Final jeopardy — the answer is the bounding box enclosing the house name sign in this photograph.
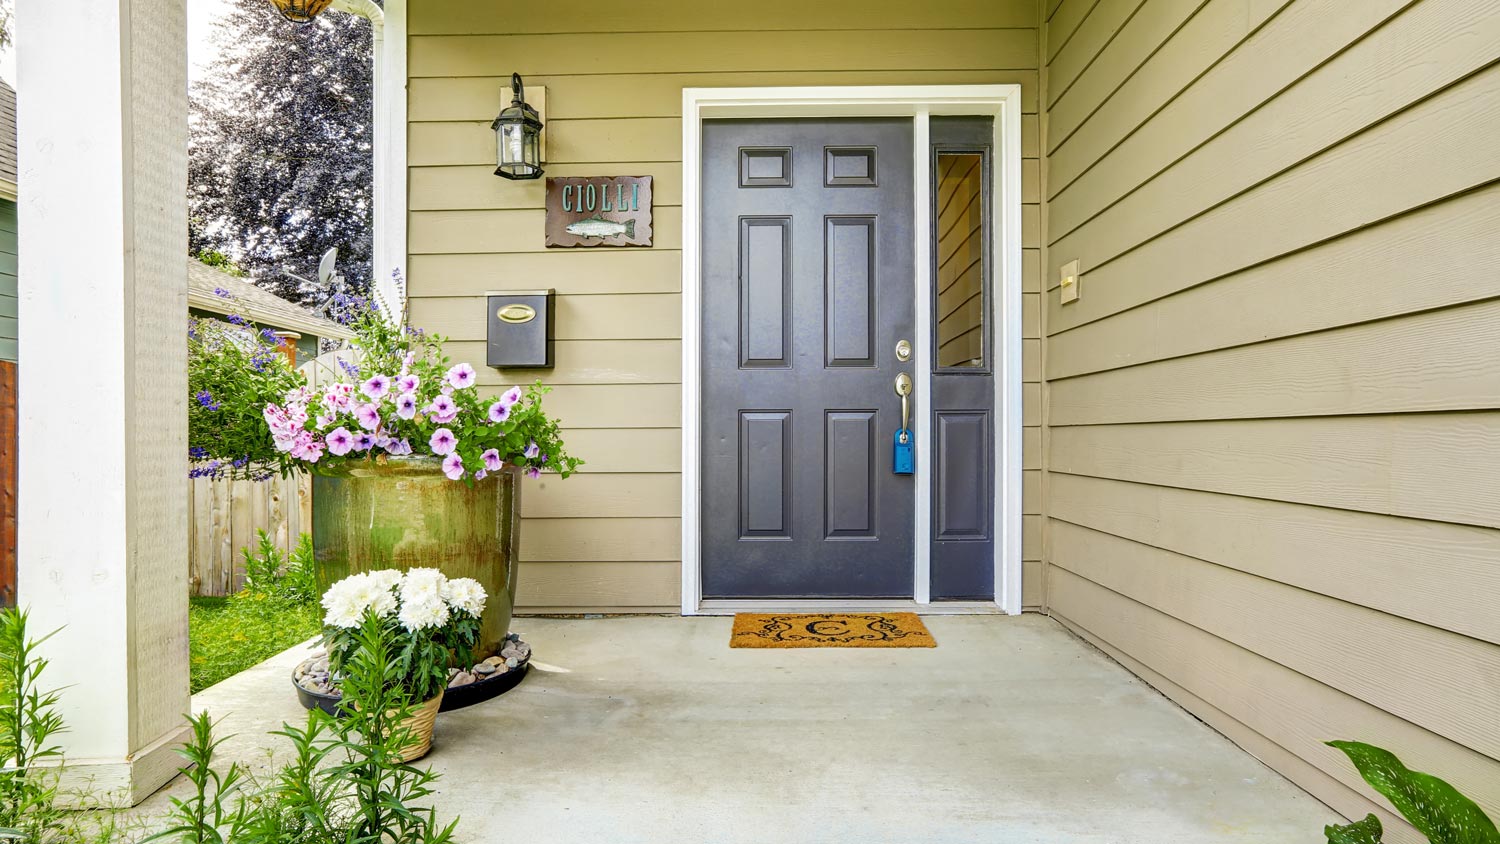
[544,175,653,248]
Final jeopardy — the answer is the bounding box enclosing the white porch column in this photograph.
[16,0,191,806]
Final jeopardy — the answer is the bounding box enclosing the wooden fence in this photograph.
[188,471,312,597]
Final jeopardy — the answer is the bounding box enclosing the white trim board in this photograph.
[680,85,1026,616]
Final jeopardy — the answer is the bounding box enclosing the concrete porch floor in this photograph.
[148,614,1338,842]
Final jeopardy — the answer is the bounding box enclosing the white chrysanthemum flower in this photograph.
[321,578,365,629]
[398,595,450,632]
[400,567,447,605]
[442,577,487,617]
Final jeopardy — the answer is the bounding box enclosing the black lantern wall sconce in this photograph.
[492,74,545,180]
[266,0,334,23]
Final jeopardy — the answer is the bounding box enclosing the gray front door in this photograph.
[701,118,915,599]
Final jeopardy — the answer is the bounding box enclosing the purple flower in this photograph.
[474,468,488,481]
[353,432,376,451]
[260,328,279,343]
[213,287,232,299]
[390,438,413,456]
[480,448,502,471]
[429,427,457,456]
[326,427,355,456]
[525,467,541,480]
[316,412,336,428]
[442,453,465,480]
[227,314,247,326]
[361,374,392,401]
[395,392,418,420]
[354,403,381,431]
[499,386,522,408]
[188,446,208,460]
[523,440,540,460]
[195,391,220,411]
[487,400,511,423]
[338,358,361,380]
[427,394,458,424]
[395,374,419,394]
[445,363,477,390]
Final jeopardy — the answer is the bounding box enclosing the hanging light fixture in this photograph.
[266,0,335,24]
[491,73,545,180]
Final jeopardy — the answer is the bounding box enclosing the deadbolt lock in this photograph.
[895,339,912,362]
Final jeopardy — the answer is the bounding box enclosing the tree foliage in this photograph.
[189,0,374,305]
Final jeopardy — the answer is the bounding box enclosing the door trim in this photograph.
[681,85,1026,615]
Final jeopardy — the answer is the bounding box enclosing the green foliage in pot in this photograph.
[1325,740,1500,844]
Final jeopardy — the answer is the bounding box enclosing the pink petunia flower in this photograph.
[385,438,412,456]
[315,413,336,428]
[325,427,355,456]
[499,386,523,408]
[445,363,477,390]
[395,392,419,420]
[442,452,465,480]
[395,374,419,395]
[429,427,457,456]
[353,433,376,451]
[427,394,458,424]
[481,448,503,471]
[523,440,540,460]
[354,403,381,431]
[474,468,488,481]
[361,374,392,401]
[525,467,541,479]
[487,400,511,423]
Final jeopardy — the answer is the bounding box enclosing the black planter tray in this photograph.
[292,658,530,717]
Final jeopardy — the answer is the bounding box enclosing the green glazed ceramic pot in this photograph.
[311,456,520,658]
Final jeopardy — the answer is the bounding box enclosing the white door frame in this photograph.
[680,85,1025,616]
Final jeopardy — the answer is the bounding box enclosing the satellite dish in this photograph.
[317,248,340,286]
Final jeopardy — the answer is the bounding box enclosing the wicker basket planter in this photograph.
[393,691,445,762]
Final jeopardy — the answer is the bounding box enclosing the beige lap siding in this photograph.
[407,1,1045,613]
[1039,0,1500,838]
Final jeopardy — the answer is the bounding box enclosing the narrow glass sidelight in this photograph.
[934,152,988,369]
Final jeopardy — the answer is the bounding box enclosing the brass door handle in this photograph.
[895,372,913,431]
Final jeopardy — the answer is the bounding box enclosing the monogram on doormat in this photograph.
[729,613,936,649]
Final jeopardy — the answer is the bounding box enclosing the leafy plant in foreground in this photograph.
[1325,740,1500,844]
[0,608,65,842]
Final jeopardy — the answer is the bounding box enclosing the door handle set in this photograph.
[893,371,914,474]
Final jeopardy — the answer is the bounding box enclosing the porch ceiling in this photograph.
[143,615,1336,841]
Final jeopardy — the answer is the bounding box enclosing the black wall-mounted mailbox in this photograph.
[486,289,555,368]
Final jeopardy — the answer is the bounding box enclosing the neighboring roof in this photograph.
[0,80,15,198]
[187,258,354,341]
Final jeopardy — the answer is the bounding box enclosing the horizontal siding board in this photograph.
[521,517,680,562]
[1049,0,1499,253]
[1042,0,1099,64]
[411,163,683,211]
[1050,573,1479,844]
[1021,559,1043,608]
[555,428,681,473]
[1049,414,1500,529]
[515,561,679,610]
[1046,0,1414,231]
[411,1,1042,34]
[1046,184,1500,379]
[1048,65,1500,333]
[448,340,682,385]
[411,117,683,167]
[409,70,1040,122]
[523,473,681,518]
[410,206,682,253]
[531,385,682,429]
[1044,0,1208,153]
[1049,473,1500,646]
[1049,299,1500,424]
[1050,522,1500,767]
[409,30,1039,78]
[409,294,681,341]
[1049,0,1292,183]
[1045,0,1146,107]
[0,294,13,319]
[409,250,682,296]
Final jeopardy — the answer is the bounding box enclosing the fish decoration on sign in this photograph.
[545,176,653,247]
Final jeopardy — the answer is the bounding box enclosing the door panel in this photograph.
[702,118,915,599]
[929,116,997,600]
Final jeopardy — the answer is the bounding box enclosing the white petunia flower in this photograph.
[442,577,487,617]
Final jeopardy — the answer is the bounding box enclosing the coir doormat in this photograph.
[730,613,936,649]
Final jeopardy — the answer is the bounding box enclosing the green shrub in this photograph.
[1326,740,1500,844]
[240,532,318,607]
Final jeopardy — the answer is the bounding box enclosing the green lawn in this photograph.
[189,594,322,693]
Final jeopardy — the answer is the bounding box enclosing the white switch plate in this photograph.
[1059,259,1080,305]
